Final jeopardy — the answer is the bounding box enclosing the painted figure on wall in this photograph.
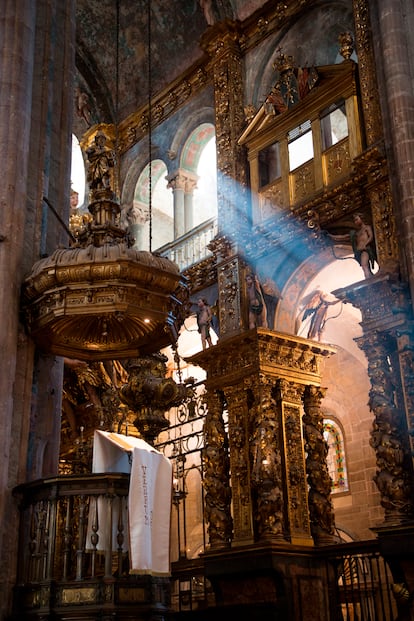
[300,289,341,341]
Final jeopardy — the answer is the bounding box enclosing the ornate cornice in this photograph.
[188,328,336,388]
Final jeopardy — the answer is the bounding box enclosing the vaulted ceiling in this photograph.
[74,0,266,129]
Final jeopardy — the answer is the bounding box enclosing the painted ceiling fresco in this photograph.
[75,0,265,125]
[76,0,252,122]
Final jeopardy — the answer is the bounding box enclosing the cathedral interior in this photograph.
[2,0,414,619]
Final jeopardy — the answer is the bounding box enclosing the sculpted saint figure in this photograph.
[86,131,115,191]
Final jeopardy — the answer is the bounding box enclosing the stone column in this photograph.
[376,0,414,305]
[125,200,149,249]
[167,169,199,238]
[183,173,198,232]
[167,170,186,239]
[0,1,76,615]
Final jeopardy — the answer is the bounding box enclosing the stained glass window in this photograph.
[323,418,349,493]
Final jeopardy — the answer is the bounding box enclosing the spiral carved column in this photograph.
[203,389,233,549]
[223,383,254,544]
[303,385,336,544]
[249,375,286,542]
[334,276,414,524]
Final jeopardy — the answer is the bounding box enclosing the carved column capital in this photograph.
[166,170,186,192]
[125,201,149,226]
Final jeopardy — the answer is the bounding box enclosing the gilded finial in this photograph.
[338,32,354,61]
[273,48,295,73]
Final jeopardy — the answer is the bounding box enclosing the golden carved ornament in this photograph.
[22,134,189,361]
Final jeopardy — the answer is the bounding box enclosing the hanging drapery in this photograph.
[92,430,172,575]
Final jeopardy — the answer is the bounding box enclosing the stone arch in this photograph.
[124,158,173,251]
[180,123,216,173]
[168,107,215,169]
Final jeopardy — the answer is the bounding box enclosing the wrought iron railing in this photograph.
[324,540,399,621]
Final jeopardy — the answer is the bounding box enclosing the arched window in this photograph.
[133,159,173,251]
[70,134,86,208]
[323,418,349,494]
[193,135,217,227]
[181,123,217,228]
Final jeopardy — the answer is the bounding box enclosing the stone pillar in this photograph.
[167,170,186,239]
[183,173,198,232]
[125,200,149,249]
[0,1,76,615]
[167,169,198,238]
[376,0,414,305]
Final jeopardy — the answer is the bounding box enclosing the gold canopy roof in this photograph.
[22,187,189,361]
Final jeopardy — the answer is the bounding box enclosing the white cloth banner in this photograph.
[91,430,172,576]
